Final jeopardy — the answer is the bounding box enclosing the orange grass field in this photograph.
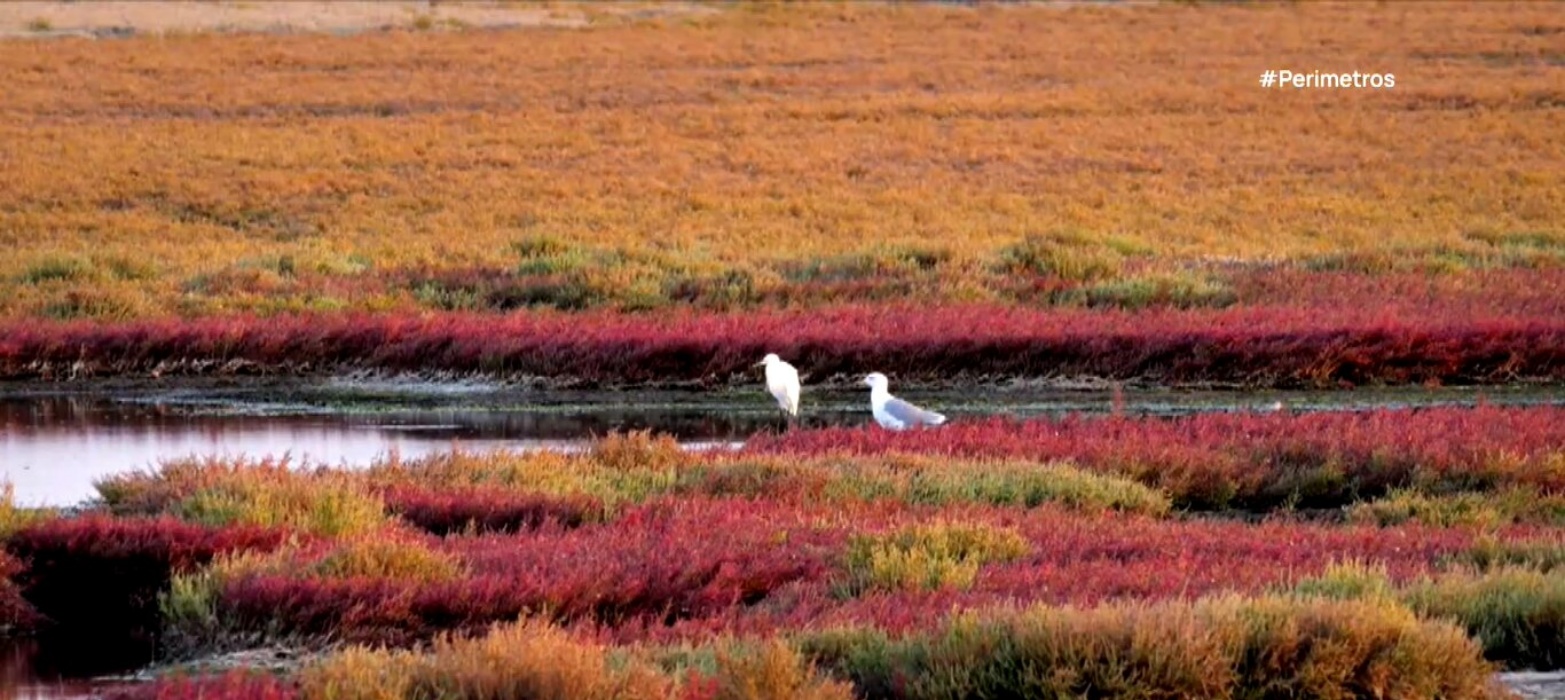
[0,1,1562,319]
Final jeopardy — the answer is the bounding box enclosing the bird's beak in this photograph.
[753,361,765,367]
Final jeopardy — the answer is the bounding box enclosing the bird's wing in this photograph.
[885,397,944,426]
[769,364,802,415]
[781,362,809,384]
[781,364,800,385]
[783,377,800,415]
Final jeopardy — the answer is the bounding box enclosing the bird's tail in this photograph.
[927,412,947,426]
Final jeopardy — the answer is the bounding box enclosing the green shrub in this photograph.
[1449,536,1565,574]
[1291,560,1398,602]
[1349,487,1565,529]
[997,231,1124,282]
[1075,272,1237,310]
[21,257,89,284]
[839,522,1029,595]
[800,595,1497,699]
[1405,567,1565,670]
[902,460,1172,517]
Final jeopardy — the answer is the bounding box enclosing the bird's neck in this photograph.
[869,386,890,404]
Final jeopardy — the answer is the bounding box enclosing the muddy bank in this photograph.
[6,351,1563,395]
[1505,672,1565,700]
[7,373,1562,416]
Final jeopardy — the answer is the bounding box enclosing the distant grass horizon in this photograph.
[0,1,1559,320]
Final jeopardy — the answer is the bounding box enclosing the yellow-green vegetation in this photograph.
[303,619,676,700]
[0,482,54,539]
[204,536,467,584]
[1290,559,1400,603]
[839,521,1030,595]
[160,534,467,657]
[367,432,686,510]
[1406,567,1565,671]
[1450,536,1565,574]
[98,456,390,538]
[105,435,1174,524]
[800,595,1501,700]
[1349,487,1565,529]
[301,619,853,700]
[158,568,223,644]
[689,455,1173,516]
[0,2,1560,317]
[176,481,387,539]
[294,594,1502,700]
[96,438,686,535]
[1292,559,1565,670]
[895,458,1172,515]
[307,537,465,582]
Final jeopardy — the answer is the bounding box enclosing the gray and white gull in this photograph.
[863,372,946,431]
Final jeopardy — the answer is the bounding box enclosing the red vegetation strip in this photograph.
[211,497,1494,647]
[219,498,840,647]
[744,406,1565,509]
[2,298,1562,386]
[5,516,290,632]
[611,501,1489,644]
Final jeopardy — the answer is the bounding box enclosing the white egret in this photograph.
[755,353,800,420]
[863,372,946,430]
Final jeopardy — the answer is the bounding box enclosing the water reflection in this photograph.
[0,634,148,700]
[1,383,1560,508]
[0,396,789,508]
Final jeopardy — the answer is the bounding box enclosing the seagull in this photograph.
[755,353,800,420]
[863,372,946,431]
